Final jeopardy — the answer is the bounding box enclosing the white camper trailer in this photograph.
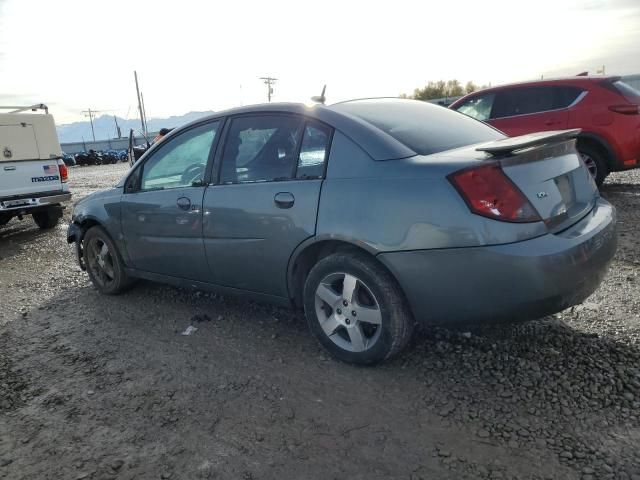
[0,104,71,229]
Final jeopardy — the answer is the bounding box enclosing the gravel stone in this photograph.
[1,164,639,479]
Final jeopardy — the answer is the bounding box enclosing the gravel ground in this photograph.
[0,163,639,480]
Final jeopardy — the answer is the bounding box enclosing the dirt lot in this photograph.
[1,163,639,480]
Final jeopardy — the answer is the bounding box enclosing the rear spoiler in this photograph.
[476,129,581,156]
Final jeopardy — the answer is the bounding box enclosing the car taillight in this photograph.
[58,161,68,183]
[448,163,541,223]
[609,104,640,115]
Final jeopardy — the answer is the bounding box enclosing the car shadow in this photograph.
[0,219,51,260]
[399,316,639,429]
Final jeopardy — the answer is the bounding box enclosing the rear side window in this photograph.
[492,86,583,119]
[553,86,584,108]
[492,87,554,118]
[332,99,503,156]
[220,115,304,184]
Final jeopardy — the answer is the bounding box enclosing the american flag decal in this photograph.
[43,165,57,174]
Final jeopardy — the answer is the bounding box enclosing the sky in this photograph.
[0,0,639,124]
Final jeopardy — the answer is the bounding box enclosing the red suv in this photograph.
[449,76,640,185]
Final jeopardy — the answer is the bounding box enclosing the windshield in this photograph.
[331,98,504,156]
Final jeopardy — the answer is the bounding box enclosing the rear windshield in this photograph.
[331,98,504,156]
[612,80,640,103]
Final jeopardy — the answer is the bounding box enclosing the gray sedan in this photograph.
[67,99,617,364]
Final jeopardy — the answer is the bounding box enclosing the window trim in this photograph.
[211,113,334,186]
[124,119,224,194]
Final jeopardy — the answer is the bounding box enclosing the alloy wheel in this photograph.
[86,237,116,288]
[580,152,598,179]
[314,272,382,352]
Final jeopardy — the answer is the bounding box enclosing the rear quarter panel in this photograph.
[316,132,547,252]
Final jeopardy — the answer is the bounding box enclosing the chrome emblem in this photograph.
[536,191,548,199]
[3,147,12,159]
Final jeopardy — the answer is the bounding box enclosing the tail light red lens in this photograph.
[448,164,541,223]
[58,161,68,183]
[609,104,640,115]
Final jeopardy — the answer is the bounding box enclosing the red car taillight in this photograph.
[448,164,541,223]
[58,162,68,183]
[609,104,640,115]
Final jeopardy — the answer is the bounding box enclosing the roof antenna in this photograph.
[311,85,326,104]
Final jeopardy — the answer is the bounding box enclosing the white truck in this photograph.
[0,104,71,229]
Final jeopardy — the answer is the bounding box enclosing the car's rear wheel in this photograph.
[303,252,414,365]
[578,145,608,187]
[83,226,131,295]
[32,208,61,229]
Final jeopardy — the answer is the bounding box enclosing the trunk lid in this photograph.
[476,129,597,232]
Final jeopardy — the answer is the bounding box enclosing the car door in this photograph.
[488,86,569,136]
[120,120,221,281]
[202,114,332,297]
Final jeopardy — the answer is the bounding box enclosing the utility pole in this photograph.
[260,76,277,102]
[114,116,121,138]
[134,71,146,135]
[141,92,148,135]
[81,108,100,142]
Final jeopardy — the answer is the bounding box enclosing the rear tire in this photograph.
[303,252,414,365]
[83,226,131,295]
[578,145,608,187]
[32,208,61,229]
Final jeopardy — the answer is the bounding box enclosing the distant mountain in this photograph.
[56,111,215,144]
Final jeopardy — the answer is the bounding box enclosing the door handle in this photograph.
[274,192,295,209]
[544,119,559,126]
[177,196,191,210]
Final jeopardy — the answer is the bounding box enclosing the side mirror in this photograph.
[124,167,141,193]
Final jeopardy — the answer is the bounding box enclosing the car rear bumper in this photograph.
[378,197,617,326]
[0,192,72,212]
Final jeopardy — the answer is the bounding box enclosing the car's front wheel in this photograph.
[83,226,131,295]
[303,251,414,365]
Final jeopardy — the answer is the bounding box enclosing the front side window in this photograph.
[297,122,331,179]
[220,115,304,184]
[456,93,496,121]
[139,122,219,191]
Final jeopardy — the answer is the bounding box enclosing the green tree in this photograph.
[404,79,487,100]
[465,81,478,94]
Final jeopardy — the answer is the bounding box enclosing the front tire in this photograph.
[303,252,414,365]
[82,226,131,295]
[32,208,61,229]
[578,145,608,187]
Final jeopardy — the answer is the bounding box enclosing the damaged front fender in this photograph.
[66,222,86,271]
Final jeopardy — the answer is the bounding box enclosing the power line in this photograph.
[259,76,278,102]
